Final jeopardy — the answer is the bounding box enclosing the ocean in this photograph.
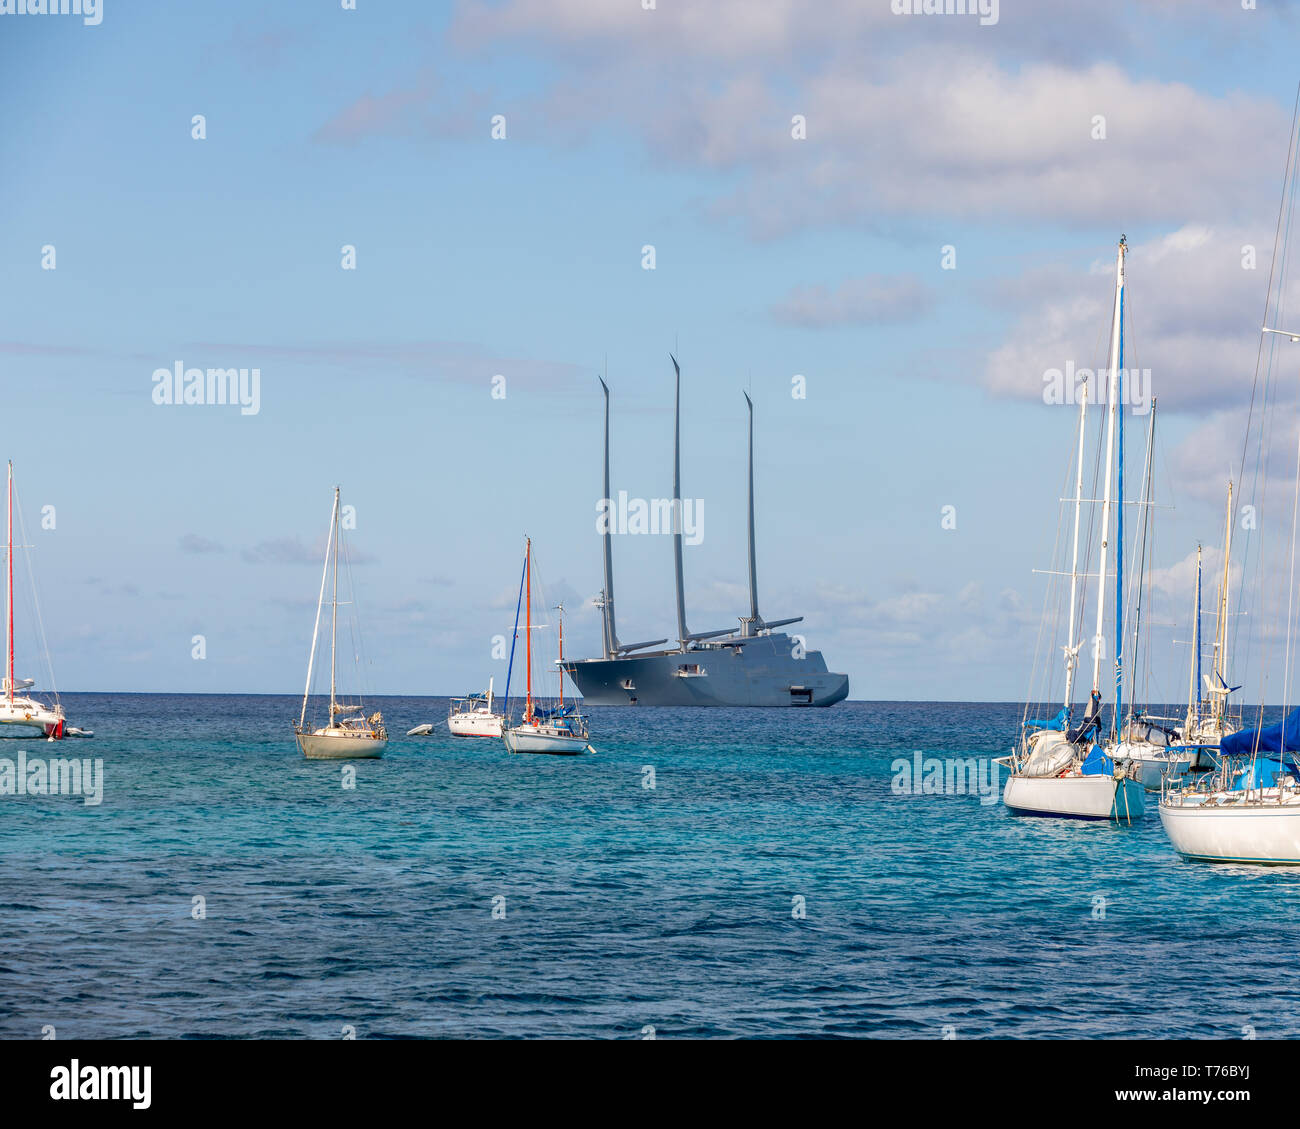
[1,694,1297,1039]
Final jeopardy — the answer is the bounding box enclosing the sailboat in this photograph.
[293,487,387,759]
[447,677,505,737]
[1179,483,1242,762]
[1158,113,1300,863]
[1000,236,1145,821]
[0,461,77,740]
[501,537,592,755]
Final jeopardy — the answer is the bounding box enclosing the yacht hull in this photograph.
[1112,741,1192,792]
[1003,774,1145,821]
[0,699,66,739]
[1159,797,1300,864]
[502,727,589,755]
[565,633,848,707]
[296,731,386,759]
[448,714,504,738]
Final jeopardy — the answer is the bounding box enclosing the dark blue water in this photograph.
[1,695,1297,1039]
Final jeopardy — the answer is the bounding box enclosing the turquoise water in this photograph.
[1,695,1298,1039]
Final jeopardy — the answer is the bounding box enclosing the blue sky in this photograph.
[3,0,1300,702]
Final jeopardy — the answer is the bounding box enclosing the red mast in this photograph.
[6,461,12,704]
[524,537,533,723]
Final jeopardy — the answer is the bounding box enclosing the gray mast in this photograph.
[671,354,690,650]
[742,392,761,636]
[598,376,620,659]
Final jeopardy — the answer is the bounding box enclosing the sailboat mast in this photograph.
[299,489,336,730]
[525,537,533,722]
[744,392,760,635]
[1215,481,1234,725]
[557,605,564,711]
[1125,399,1156,715]
[1195,544,1203,718]
[5,461,12,704]
[671,354,690,649]
[1188,545,1202,731]
[598,377,620,659]
[330,487,340,719]
[1091,236,1128,721]
[1063,364,1090,710]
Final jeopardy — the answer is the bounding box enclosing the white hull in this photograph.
[1159,793,1300,864]
[502,725,589,755]
[1112,740,1192,792]
[1003,773,1145,821]
[448,712,504,738]
[296,729,386,759]
[0,696,65,738]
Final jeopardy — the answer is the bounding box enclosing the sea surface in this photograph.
[1,694,1297,1040]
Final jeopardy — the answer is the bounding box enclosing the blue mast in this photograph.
[502,546,528,713]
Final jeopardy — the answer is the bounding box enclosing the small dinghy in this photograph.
[406,723,436,737]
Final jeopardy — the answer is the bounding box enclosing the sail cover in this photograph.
[1219,707,1300,758]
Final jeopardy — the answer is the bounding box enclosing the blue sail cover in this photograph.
[1219,707,1300,757]
[1024,707,1069,732]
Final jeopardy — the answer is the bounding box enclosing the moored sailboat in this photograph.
[501,537,591,755]
[447,677,505,737]
[1000,237,1144,822]
[0,461,75,741]
[293,487,386,759]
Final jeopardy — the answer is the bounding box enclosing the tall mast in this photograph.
[1091,236,1127,729]
[1187,545,1202,731]
[5,461,12,703]
[1063,356,1090,709]
[300,489,336,730]
[557,603,564,710]
[743,392,761,636]
[525,537,533,722]
[598,377,620,659]
[1214,481,1234,726]
[671,354,690,650]
[330,487,340,719]
[1125,398,1156,717]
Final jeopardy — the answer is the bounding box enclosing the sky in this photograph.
[4,0,1300,703]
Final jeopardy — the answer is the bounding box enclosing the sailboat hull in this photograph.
[1111,740,1192,792]
[0,698,66,738]
[1003,773,1145,821]
[1159,796,1300,864]
[296,730,386,759]
[502,726,589,755]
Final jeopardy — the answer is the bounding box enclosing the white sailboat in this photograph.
[0,461,75,740]
[293,487,386,760]
[1000,237,1145,822]
[447,678,505,737]
[501,537,592,755]
[1158,115,1300,863]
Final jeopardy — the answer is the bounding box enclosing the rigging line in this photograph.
[1281,423,1300,756]
[1238,81,1300,492]
[1249,105,1300,734]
